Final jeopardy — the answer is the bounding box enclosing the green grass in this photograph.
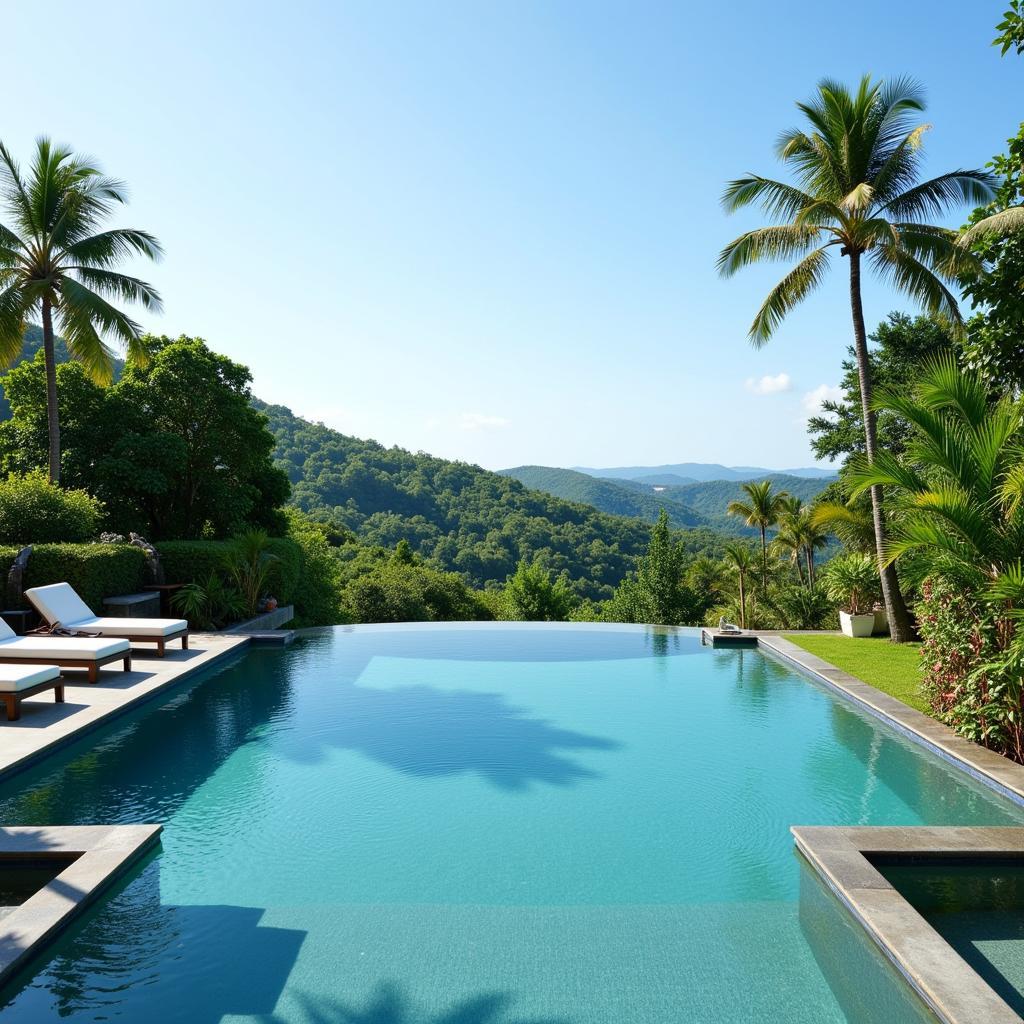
[783,633,928,713]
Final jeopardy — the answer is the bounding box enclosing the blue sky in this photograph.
[6,1,1020,470]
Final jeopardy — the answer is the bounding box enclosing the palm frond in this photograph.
[869,243,964,329]
[720,175,817,218]
[960,206,1024,245]
[881,170,997,221]
[67,267,163,312]
[845,449,928,497]
[748,247,831,345]
[63,228,163,266]
[716,224,823,276]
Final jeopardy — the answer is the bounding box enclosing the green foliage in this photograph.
[0,337,291,539]
[172,573,246,631]
[502,560,576,621]
[995,1,1024,55]
[719,75,993,344]
[342,559,493,624]
[0,471,103,543]
[281,508,344,627]
[820,554,879,615]
[727,479,789,587]
[227,530,279,617]
[807,313,959,464]
[961,123,1024,393]
[764,584,837,631]
[847,357,1024,592]
[260,400,728,600]
[156,537,303,608]
[18,543,147,612]
[600,511,712,626]
[0,138,162,481]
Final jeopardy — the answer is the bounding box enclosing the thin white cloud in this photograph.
[459,412,511,431]
[802,384,844,417]
[745,372,792,395]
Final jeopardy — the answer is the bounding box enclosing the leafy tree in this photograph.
[995,1,1024,54]
[960,124,1024,393]
[719,75,994,642]
[0,139,162,482]
[0,469,102,542]
[808,313,958,463]
[727,480,788,588]
[0,337,290,538]
[502,559,576,621]
[773,498,827,587]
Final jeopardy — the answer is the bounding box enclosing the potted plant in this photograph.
[821,554,880,638]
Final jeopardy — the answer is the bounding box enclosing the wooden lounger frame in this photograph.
[1,675,65,721]
[0,650,130,684]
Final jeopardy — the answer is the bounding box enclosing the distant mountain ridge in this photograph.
[500,465,836,533]
[572,462,834,482]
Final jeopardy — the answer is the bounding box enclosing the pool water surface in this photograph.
[0,623,1018,1023]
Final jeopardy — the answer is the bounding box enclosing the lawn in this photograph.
[783,633,929,713]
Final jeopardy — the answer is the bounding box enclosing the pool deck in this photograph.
[0,634,249,782]
[794,825,1024,1024]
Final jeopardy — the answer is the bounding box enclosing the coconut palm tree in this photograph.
[847,356,1024,596]
[718,76,995,642]
[727,480,788,588]
[0,138,162,482]
[722,541,756,629]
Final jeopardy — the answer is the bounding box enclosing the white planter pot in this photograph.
[872,608,888,636]
[840,610,875,638]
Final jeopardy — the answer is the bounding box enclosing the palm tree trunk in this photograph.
[759,525,767,590]
[806,547,815,588]
[738,573,746,629]
[794,554,805,587]
[41,298,61,484]
[848,251,913,642]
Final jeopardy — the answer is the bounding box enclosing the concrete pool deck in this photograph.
[0,634,250,781]
[794,825,1024,1024]
[0,824,162,988]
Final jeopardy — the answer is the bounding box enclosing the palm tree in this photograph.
[774,496,807,584]
[847,356,1024,596]
[0,138,162,482]
[722,541,756,629]
[727,480,788,588]
[718,76,995,642]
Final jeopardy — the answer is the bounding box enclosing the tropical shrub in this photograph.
[502,560,576,621]
[764,583,838,631]
[0,471,102,543]
[172,573,247,631]
[342,562,491,623]
[820,554,879,615]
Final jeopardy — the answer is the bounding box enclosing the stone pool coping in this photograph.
[793,825,1024,1024]
[0,824,162,987]
[757,634,1024,808]
[0,634,250,782]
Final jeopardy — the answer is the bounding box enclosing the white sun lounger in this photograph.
[25,583,189,658]
[0,663,64,721]
[0,618,130,683]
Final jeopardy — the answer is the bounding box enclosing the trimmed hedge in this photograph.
[156,538,303,607]
[0,543,147,612]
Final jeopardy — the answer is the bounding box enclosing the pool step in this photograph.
[700,628,757,648]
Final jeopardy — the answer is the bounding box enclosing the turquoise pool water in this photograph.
[0,623,1020,1022]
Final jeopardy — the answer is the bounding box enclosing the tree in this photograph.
[719,75,994,642]
[807,313,958,463]
[995,1,1024,54]
[722,542,755,629]
[0,336,291,538]
[503,559,576,621]
[727,480,788,588]
[774,498,827,587]
[0,138,162,482]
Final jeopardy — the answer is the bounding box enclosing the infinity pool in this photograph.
[0,623,1020,1022]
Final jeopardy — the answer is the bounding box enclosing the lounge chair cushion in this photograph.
[75,616,188,638]
[0,635,130,660]
[0,663,61,692]
[24,583,95,628]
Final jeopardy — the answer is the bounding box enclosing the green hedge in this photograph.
[156,538,303,607]
[0,543,147,612]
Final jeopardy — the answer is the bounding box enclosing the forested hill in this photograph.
[661,474,834,528]
[258,402,727,600]
[499,465,707,528]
